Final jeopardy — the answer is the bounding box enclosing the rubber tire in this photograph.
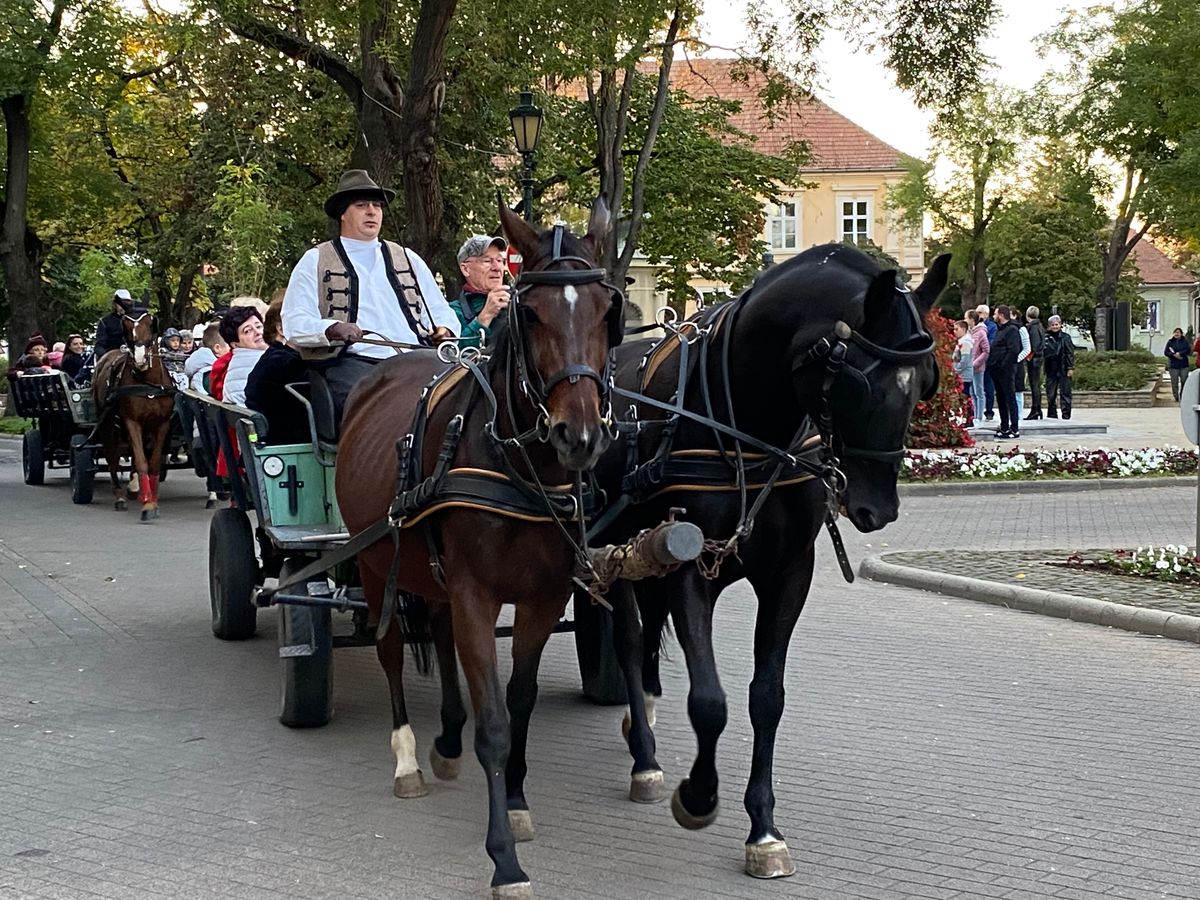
[209,507,258,640]
[22,430,45,486]
[574,592,628,705]
[70,437,95,505]
[278,561,333,729]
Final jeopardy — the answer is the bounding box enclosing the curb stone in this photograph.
[859,555,1200,645]
[899,475,1196,496]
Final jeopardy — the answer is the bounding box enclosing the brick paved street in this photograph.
[1,437,1199,899]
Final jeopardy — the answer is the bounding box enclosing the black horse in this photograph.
[593,243,949,878]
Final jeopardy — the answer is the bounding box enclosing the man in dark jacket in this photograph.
[1024,306,1046,419]
[93,289,136,360]
[1164,327,1191,401]
[448,234,510,349]
[985,305,1023,438]
[1043,315,1076,419]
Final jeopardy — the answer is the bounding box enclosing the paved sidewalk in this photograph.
[967,406,1190,451]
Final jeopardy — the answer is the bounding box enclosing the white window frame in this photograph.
[1143,300,1160,333]
[765,198,801,251]
[837,194,874,246]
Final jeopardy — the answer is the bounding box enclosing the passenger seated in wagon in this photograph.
[245,298,309,445]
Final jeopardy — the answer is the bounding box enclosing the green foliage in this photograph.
[0,417,33,434]
[210,161,294,299]
[988,155,1140,331]
[1072,348,1159,391]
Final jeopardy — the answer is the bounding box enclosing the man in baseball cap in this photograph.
[448,234,510,349]
[93,288,139,360]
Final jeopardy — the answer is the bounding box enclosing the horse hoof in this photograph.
[205,498,217,510]
[491,882,532,900]
[630,769,665,803]
[746,840,796,879]
[114,499,126,511]
[671,781,718,830]
[507,809,534,842]
[429,745,460,781]
[393,770,428,799]
[139,510,154,523]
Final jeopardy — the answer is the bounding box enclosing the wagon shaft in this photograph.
[586,520,704,586]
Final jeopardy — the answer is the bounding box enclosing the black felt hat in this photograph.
[323,170,396,218]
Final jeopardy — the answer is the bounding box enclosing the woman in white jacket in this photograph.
[214,307,267,407]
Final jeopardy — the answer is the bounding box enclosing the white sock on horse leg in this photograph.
[391,725,419,778]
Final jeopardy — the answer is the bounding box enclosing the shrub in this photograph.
[0,417,32,435]
[907,312,974,449]
[0,357,7,394]
[1072,348,1160,390]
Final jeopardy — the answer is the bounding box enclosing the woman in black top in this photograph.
[60,334,87,383]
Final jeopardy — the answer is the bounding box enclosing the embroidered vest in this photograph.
[305,238,435,360]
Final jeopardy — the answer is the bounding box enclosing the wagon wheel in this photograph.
[208,507,258,640]
[573,588,627,705]
[22,429,45,486]
[69,435,95,505]
[277,559,333,729]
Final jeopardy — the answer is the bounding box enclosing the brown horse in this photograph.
[92,311,176,521]
[335,200,620,898]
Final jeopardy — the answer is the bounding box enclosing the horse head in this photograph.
[818,253,949,531]
[121,310,159,372]
[497,198,622,471]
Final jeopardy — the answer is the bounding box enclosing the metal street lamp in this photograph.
[509,88,543,223]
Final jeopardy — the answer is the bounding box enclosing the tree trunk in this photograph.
[1,94,47,347]
[397,0,456,266]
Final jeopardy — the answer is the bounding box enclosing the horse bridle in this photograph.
[798,286,937,468]
[122,312,161,372]
[508,223,625,409]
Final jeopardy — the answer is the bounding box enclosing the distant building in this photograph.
[622,59,923,324]
[1128,240,1200,350]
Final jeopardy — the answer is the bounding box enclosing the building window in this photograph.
[838,196,872,246]
[1144,300,1160,332]
[766,200,800,250]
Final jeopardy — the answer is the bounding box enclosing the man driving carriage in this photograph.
[93,289,137,360]
[280,169,460,422]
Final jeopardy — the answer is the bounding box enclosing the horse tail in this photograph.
[396,591,435,676]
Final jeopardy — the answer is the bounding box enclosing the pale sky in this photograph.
[697,0,1080,158]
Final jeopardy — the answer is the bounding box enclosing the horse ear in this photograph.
[580,196,611,259]
[497,191,540,263]
[912,254,951,312]
[862,269,898,328]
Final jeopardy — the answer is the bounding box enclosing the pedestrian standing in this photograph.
[986,305,1022,439]
[1164,327,1190,402]
[953,319,974,416]
[1043,315,1076,419]
[1014,316,1031,419]
[976,304,997,420]
[967,309,989,426]
[1024,306,1045,419]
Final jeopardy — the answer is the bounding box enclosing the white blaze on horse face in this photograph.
[562,283,579,312]
[390,725,419,778]
[897,366,915,397]
[133,345,146,367]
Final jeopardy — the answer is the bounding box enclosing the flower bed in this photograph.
[1060,545,1200,586]
[902,445,1198,481]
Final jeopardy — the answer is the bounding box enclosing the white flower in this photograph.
[1156,559,1169,569]
[1174,563,1182,573]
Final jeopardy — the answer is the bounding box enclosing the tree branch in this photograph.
[619,7,681,275]
[224,11,362,105]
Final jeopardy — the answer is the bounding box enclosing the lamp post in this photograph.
[509,88,544,223]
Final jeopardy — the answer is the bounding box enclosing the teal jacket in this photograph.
[448,289,489,349]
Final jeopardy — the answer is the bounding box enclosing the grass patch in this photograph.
[0,417,33,435]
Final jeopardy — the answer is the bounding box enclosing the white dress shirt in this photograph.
[281,237,459,360]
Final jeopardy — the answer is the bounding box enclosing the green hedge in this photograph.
[0,417,32,435]
[1071,348,1160,391]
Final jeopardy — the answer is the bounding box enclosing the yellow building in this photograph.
[624,59,922,324]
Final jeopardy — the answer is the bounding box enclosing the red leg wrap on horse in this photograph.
[146,474,160,504]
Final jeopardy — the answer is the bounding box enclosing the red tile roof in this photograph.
[1131,239,1197,285]
[665,58,907,172]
